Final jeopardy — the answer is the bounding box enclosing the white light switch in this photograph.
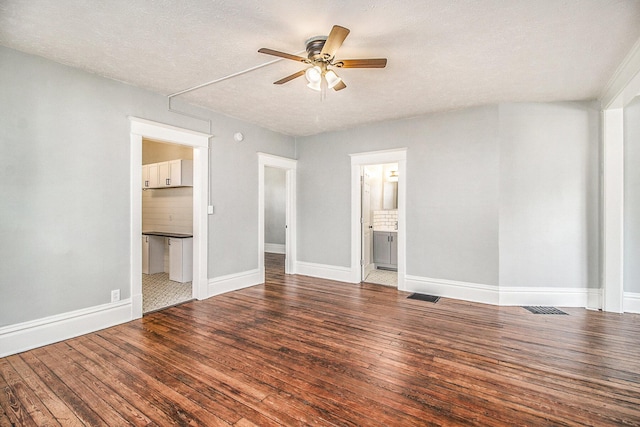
[207,205,214,214]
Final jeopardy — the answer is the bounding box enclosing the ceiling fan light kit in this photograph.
[324,70,342,89]
[305,65,322,85]
[258,25,387,97]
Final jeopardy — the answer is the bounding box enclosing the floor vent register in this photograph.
[522,306,568,315]
[407,293,440,303]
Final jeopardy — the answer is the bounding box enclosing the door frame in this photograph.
[350,148,407,289]
[599,39,640,313]
[130,117,211,319]
[258,152,297,279]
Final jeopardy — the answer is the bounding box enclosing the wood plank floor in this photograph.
[2,253,640,426]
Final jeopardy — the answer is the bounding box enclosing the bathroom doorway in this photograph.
[361,163,399,287]
[350,148,406,290]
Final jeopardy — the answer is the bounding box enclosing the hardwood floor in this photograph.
[2,253,640,425]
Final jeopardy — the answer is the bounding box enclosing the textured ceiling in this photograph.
[1,0,640,136]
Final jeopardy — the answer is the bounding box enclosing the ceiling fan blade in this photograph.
[332,80,347,91]
[273,70,305,85]
[321,25,350,58]
[335,58,387,68]
[258,48,308,63]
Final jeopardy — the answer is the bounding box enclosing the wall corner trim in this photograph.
[0,300,132,358]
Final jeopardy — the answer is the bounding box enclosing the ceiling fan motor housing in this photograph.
[305,36,328,61]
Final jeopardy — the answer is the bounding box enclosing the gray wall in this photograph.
[265,167,286,245]
[207,111,294,277]
[296,101,600,290]
[0,46,294,327]
[0,43,604,328]
[499,102,600,288]
[625,96,640,293]
[296,106,500,284]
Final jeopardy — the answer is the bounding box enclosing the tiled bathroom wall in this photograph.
[373,210,398,231]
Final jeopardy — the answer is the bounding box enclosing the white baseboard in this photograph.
[264,243,285,254]
[208,268,263,297]
[0,300,132,358]
[624,292,640,313]
[405,275,499,305]
[296,261,355,283]
[405,275,592,307]
[498,286,588,307]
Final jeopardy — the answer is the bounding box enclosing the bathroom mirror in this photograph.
[383,181,398,210]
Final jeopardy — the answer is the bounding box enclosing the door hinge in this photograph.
[360,259,365,266]
[360,217,364,224]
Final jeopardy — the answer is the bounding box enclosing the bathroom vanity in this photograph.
[373,231,398,270]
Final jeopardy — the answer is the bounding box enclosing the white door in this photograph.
[361,170,373,280]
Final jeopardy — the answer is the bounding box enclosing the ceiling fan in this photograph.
[258,25,387,94]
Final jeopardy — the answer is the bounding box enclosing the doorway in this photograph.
[264,166,287,276]
[350,148,407,290]
[361,163,399,287]
[258,153,297,282]
[130,118,210,320]
[141,139,194,313]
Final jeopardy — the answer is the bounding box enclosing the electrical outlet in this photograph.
[111,289,120,303]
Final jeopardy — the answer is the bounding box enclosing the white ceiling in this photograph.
[1,0,640,136]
